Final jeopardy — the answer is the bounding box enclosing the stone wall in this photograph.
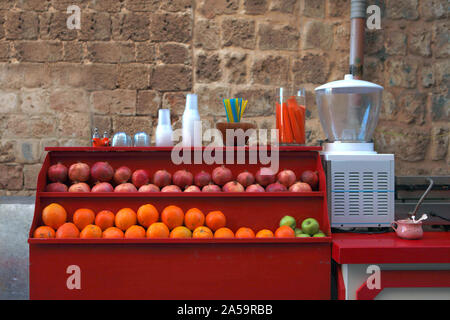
[0,0,448,195]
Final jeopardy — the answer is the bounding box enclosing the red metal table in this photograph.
[332,232,450,300]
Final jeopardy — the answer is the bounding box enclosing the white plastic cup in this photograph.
[155,109,173,147]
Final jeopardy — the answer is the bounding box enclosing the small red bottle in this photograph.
[92,128,102,147]
[102,131,110,147]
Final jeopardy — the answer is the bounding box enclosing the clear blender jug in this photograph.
[315,74,383,143]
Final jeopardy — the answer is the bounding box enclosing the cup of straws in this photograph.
[216,98,256,146]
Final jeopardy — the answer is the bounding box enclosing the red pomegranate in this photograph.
[47,163,68,183]
[131,169,150,188]
[161,185,182,192]
[266,182,288,192]
[153,170,172,188]
[245,184,265,192]
[202,184,222,192]
[45,182,68,192]
[277,169,297,188]
[289,182,312,192]
[255,167,277,186]
[138,184,160,192]
[184,185,201,192]
[194,171,212,187]
[301,170,319,189]
[222,181,245,192]
[113,166,132,184]
[236,171,255,188]
[172,170,194,189]
[114,183,138,192]
[91,182,114,192]
[91,161,114,182]
[211,166,233,186]
[68,182,90,192]
[68,162,90,182]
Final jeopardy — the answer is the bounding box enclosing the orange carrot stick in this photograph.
[276,102,282,141]
[281,102,293,143]
[287,98,303,143]
[294,105,306,144]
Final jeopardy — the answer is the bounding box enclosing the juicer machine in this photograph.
[315,75,394,229]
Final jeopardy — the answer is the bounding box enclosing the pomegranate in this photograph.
[47,162,68,183]
[277,169,297,188]
[131,169,150,188]
[91,182,114,192]
[68,162,90,182]
[202,184,222,192]
[194,170,212,187]
[114,183,138,192]
[222,181,245,192]
[45,182,68,192]
[161,185,182,192]
[255,167,277,186]
[172,170,194,188]
[289,182,312,192]
[266,182,288,192]
[68,182,90,192]
[301,170,319,189]
[90,161,114,182]
[245,184,265,192]
[184,185,201,192]
[211,166,233,186]
[113,166,132,184]
[236,171,255,188]
[153,170,172,188]
[138,184,160,192]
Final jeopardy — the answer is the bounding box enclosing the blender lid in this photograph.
[315,74,383,93]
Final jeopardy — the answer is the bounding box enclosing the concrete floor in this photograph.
[0,196,35,300]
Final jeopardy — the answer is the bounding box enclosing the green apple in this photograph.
[294,228,304,236]
[313,232,326,237]
[301,218,320,235]
[280,215,296,229]
[297,233,310,237]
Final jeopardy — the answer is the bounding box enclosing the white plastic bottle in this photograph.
[155,109,173,147]
[182,93,202,147]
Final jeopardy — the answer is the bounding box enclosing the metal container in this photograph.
[133,132,150,147]
[111,132,132,147]
[315,74,383,142]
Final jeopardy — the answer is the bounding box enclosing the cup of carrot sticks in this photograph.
[275,88,306,145]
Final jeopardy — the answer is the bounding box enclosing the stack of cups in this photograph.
[182,93,202,147]
[155,109,173,147]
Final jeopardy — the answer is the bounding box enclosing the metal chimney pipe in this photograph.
[349,0,366,79]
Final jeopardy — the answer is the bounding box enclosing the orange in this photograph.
[95,210,115,231]
[102,227,124,239]
[161,205,184,230]
[56,222,80,238]
[184,208,205,231]
[235,227,255,238]
[214,227,235,238]
[275,225,295,238]
[33,226,56,238]
[146,222,170,238]
[256,229,274,238]
[137,204,159,228]
[170,226,192,239]
[125,225,146,238]
[42,203,67,229]
[115,208,137,231]
[80,224,102,238]
[193,226,213,239]
[205,211,226,231]
[73,208,95,231]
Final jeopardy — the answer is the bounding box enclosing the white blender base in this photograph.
[321,142,395,229]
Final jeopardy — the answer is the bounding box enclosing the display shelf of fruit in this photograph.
[30,202,330,244]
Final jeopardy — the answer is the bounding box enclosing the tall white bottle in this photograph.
[155,108,173,147]
[182,93,202,147]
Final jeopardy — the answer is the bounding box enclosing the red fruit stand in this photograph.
[28,146,331,300]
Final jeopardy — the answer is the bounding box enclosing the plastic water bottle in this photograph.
[182,94,202,147]
[155,109,173,147]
